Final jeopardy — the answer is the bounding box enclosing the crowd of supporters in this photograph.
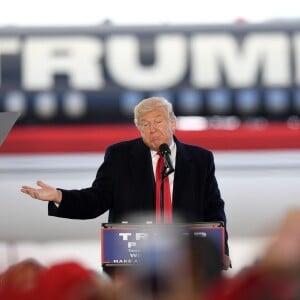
[1,209,300,300]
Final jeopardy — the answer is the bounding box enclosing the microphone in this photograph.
[159,143,175,176]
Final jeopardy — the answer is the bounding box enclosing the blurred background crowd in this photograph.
[1,209,300,300]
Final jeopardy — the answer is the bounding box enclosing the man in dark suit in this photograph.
[21,97,231,269]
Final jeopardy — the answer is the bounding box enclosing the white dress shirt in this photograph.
[150,141,176,201]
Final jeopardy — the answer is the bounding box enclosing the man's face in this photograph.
[137,107,176,151]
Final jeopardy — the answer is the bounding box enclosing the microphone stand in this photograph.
[160,161,174,224]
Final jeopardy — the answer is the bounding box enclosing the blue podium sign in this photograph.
[101,223,224,267]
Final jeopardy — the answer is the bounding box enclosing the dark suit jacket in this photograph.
[49,136,229,254]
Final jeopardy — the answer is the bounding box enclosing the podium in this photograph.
[101,222,225,275]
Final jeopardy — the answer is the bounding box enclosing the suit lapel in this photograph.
[129,139,155,210]
[173,140,195,211]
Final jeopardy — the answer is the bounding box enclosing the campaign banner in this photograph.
[1,23,300,125]
[101,223,224,266]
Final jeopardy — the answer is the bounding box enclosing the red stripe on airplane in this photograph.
[1,123,300,153]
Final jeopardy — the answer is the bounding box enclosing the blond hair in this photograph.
[134,97,176,126]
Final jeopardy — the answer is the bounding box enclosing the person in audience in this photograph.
[208,208,300,300]
[0,260,116,300]
[0,258,45,299]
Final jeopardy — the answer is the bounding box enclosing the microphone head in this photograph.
[159,143,171,154]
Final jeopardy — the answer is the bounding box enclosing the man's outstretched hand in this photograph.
[21,180,62,205]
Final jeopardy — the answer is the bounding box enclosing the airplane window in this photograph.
[151,90,173,102]
[4,90,26,116]
[62,91,86,119]
[206,89,231,115]
[265,89,289,116]
[177,88,203,114]
[120,91,143,116]
[34,92,57,119]
[236,89,260,115]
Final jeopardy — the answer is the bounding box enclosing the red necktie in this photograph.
[155,152,172,224]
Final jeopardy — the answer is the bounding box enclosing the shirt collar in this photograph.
[151,139,175,158]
